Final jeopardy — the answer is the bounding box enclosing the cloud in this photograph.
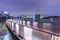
[0,0,60,16]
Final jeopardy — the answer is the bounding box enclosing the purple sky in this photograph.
[0,0,60,16]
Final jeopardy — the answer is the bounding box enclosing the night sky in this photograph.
[0,0,60,16]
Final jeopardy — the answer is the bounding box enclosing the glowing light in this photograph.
[4,11,8,14]
[23,21,25,25]
[33,22,38,28]
[27,21,30,26]
[16,24,19,35]
[20,20,22,24]
[12,23,14,30]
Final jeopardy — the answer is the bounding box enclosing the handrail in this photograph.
[7,24,25,40]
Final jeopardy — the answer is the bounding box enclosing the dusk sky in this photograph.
[0,0,60,16]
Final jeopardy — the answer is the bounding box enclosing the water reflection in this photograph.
[0,22,13,40]
[2,32,12,40]
[33,22,60,34]
[0,22,3,35]
[43,23,52,31]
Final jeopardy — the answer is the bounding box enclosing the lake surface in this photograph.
[0,22,13,40]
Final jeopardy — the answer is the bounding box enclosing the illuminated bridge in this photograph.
[6,19,60,40]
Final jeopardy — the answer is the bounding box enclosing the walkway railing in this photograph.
[6,19,60,40]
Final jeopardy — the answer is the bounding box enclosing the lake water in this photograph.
[0,22,14,40]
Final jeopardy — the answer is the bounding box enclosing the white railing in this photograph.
[6,19,60,40]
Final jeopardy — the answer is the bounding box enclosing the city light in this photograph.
[4,11,8,14]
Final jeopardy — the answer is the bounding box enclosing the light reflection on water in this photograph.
[0,22,3,34]
[43,23,52,31]
[2,32,12,40]
[0,22,13,40]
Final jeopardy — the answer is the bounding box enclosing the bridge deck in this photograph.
[6,19,60,40]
